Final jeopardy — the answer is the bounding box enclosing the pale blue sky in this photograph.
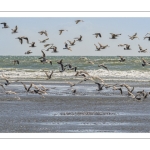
[0,17,150,56]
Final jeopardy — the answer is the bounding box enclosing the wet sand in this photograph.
[0,95,150,133]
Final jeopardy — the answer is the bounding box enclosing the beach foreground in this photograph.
[0,90,150,133]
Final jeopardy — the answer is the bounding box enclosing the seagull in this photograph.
[138,44,147,53]
[16,37,23,44]
[59,63,66,72]
[93,33,102,38]
[52,46,58,53]
[128,91,142,100]
[112,86,123,95]
[118,56,125,62]
[67,40,76,46]
[98,64,109,71]
[0,83,6,90]
[98,43,109,49]
[57,59,63,64]
[95,82,105,91]
[29,42,36,47]
[21,82,33,93]
[13,60,19,65]
[4,79,19,86]
[110,33,121,39]
[128,33,139,40]
[1,22,9,28]
[59,29,68,35]
[25,50,32,55]
[63,42,69,50]
[71,89,77,94]
[124,44,131,50]
[44,71,53,80]
[39,38,49,43]
[144,36,150,41]
[94,44,101,51]
[39,50,50,64]
[74,35,82,41]
[11,25,18,33]
[21,36,29,44]
[141,57,150,66]
[75,20,84,24]
[38,30,48,36]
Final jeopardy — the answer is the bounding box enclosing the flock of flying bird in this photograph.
[0,20,150,101]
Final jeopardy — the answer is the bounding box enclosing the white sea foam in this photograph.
[1,68,150,81]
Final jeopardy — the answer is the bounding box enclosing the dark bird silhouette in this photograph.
[75,20,84,24]
[95,82,105,91]
[1,22,9,28]
[21,82,33,93]
[22,36,29,44]
[98,64,109,71]
[93,33,101,38]
[110,33,121,39]
[16,37,23,44]
[74,35,82,41]
[11,25,18,33]
[29,42,36,47]
[38,30,48,36]
[13,60,19,65]
[44,71,53,79]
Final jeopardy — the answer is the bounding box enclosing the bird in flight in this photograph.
[75,20,84,24]
[1,22,9,28]
[59,29,68,35]
[38,30,48,36]
[11,25,18,33]
[93,33,102,38]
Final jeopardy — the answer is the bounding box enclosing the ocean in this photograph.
[0,56,150,81]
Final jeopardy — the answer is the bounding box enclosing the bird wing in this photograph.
[21,82,27,91]
[41,50,46,57]
[44,71,49,78]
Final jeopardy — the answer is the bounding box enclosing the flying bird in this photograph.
[11,25,18,33]
[38,30,48,36]
[1,22,9,28]
[93,33,102,38]
[98,64,109,71]
[110,33,121,39]
[25,50,32,54]
[75,20,84,24]
[59,29,68,35]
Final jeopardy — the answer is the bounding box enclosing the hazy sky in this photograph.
[0,17,150,56]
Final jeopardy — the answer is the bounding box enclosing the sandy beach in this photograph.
[0,81,150,133]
